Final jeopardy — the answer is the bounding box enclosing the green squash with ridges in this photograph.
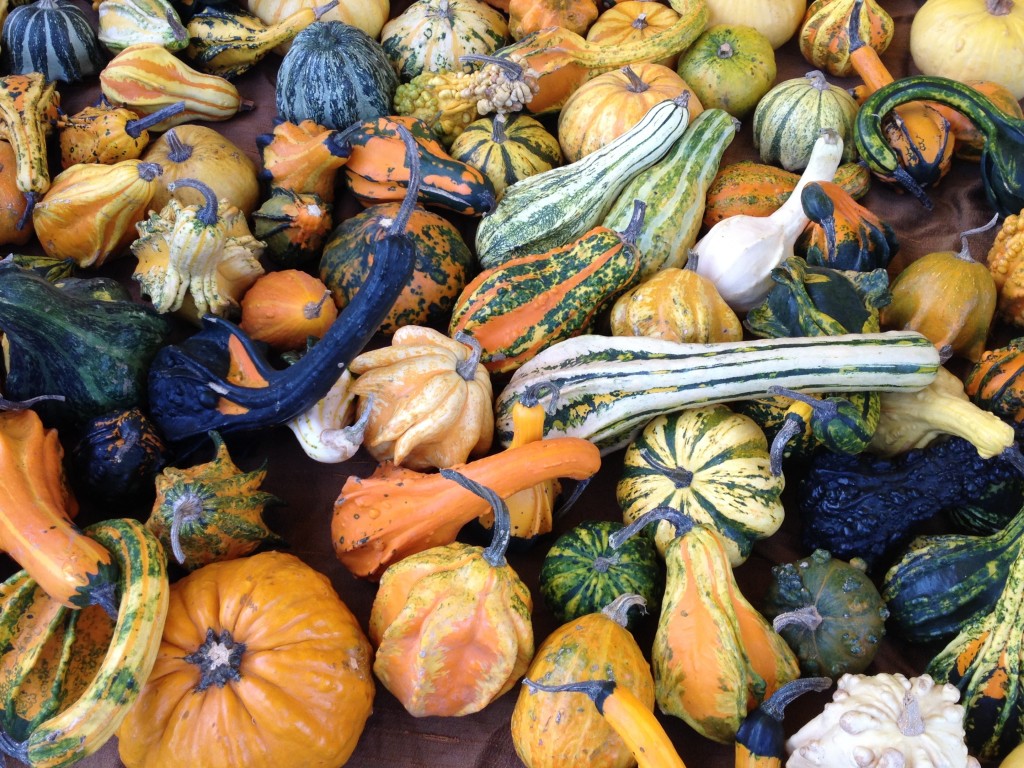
[494,330,940,452]
[275,20,397,130]
[603,108,739,278]
[474,94,692,270]
[1,0,106,82]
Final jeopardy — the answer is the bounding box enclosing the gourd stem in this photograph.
[772,604,824,634]
[892,163,934,209]
[988,0,1014,15]
[956,213,1001,262]
[136,162,163,183]
[602,593,646,627]
[684,249,699,272]
[320,395,374,455]
[0,393,65,411]
[520,381,560,413]
[758,677,832,722]
[89,581,120,621]
[632,12,648,30]
[17,191,36,231]
[847,0,867,54]
[167,178,219,226]
[459,53,524,81]
[638,446,692,488]
[165,7,187,42]
[1000,444,1024,477]
[717,42,734,59]
[125,101,186,138]
[0,728,28,763]
[453,331,484,381]
[491,113,508,144]
[438,469,511,567]
[522,678,616,714]
[303,290,332,320]
[185,628,246,692]
[769,386,839,418]
[387,124,421,237]
[806,70,830,92]
[621,65,649,93]
[672,90,691,110]
[770,417,804,477]
[897,692,926,736]
[170,492,205,565]
[164,129,193,163]
[553,476,591,521]
[620,200,647,246]
[323,129,353,159]
[593,553,618,574]
[609,506,692,549]
[313,0,339,18]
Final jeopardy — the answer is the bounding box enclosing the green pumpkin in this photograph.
[675,24,776,119]
[539,520,662,630]
[762,549,888,677]
[145,431,283,571]
[616,404,784,565]
[1,0,105,83]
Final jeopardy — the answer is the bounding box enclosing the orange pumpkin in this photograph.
[557,61,702,162]
[239,269,338,351]
[116,551,375,768]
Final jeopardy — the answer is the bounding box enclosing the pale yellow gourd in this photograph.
[703,0,806,48]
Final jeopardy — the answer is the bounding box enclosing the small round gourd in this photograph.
[276,20,398,130]
[70,407,168,502]
[586,1,682,68]
[539,520,662,630]
[1,0,105,82]
[965,337,1024,426]
[753,70,859,171]
[762,549,888,677]
[676,24,776,118]
[239,270,338,351]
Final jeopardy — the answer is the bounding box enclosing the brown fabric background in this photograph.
[3,0,1019,765]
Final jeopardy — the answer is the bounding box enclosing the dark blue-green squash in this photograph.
[70,407,169,503]
[1,0,106,83]
[275,20,397,130]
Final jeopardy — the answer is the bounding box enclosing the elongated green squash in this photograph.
[450,207,642,373]
[603,108,739,278]
[475,94,692,269]
[494,331,940,452]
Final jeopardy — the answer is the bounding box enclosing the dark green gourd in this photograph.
[1,0,106,82]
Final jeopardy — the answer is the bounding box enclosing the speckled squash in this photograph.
[586,1,682,68]
[965,337,1024,425]
[319,201,474,334]
[145,431,283,571]
[799,0,894,77]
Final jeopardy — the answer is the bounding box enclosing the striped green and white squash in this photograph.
[474,93,693,270]
[752,70,859,171]
[539,520,662,630]
[449,113,562,200]
[275,20,398,130]
[603,107,739,278]
[494,330,941,453]
[380,0,508,82]
[97,0,188,53]
[1,0,106,82]
[616,405,784,565]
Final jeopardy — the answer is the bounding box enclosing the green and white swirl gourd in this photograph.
[1,0,106,82]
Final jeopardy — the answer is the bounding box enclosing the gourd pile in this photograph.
[2,0,1024,766]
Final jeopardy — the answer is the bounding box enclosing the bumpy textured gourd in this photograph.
[58,101,186,167]
[855,75,1024,216]
[146,125,421,444]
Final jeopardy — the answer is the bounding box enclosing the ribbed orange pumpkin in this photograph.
[238,269,338,351]
[586,1,683,68]
[508,0,599,40]
[557,61,702,162]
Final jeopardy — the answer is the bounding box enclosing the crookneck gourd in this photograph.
[145,431,282,571]
[611,507,799,744]
[131,178,266,323]
[0,73,60,208]
[369,471,534,718]
[145,124,422,445]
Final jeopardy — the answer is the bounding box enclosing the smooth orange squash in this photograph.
[369,471,533,718]
[239,269,338,351]
[332,436,601,579]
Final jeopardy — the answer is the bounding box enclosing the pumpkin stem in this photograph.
[89,581,120,621]
[717,42,734,59]
[772,604,824,634]
[520,381,560,413]
[0,728,28,764]
[439,469,512,567]
[619,199,647,246]
[684,249,699,271]
[609,506,693,548]
[124,101,186,138]
[988,0,1014,15]
[891,164,934,209]
[0,392,65,411]
[631,12,648,30]
[758,677,832,722]
[602,593,646,627]
[320,394,373,459]
[1000,443,1024,477]
[137,162,163,182]
[897,691,926,737]
[164,128,193,163]
[769,416,803,477]
[593,552,618,574]
[17,191,37,231]
[769,386,839,419]
[454,331,484,381]
[522,677,617,714]
[847,0,867,53]
[638,446,692,488]
[185,628,246,692]
[621,65,649,94]
[167,178,219,226]
[553,476,591,521]
[490,113,509,144]
[386,124,421,237]
[169,491,206,565]
[956,212,1001,262]
[671,90,691,110]
[303,290,332,320]
[313,0,339,19]
[806,70,830,92]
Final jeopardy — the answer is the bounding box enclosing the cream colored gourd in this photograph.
[704,0,806,48]
[692,129,844,313]
[910,0,1024,100]
[244,0,388,50]
[786,673,981,768]
[286,370,372,463]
